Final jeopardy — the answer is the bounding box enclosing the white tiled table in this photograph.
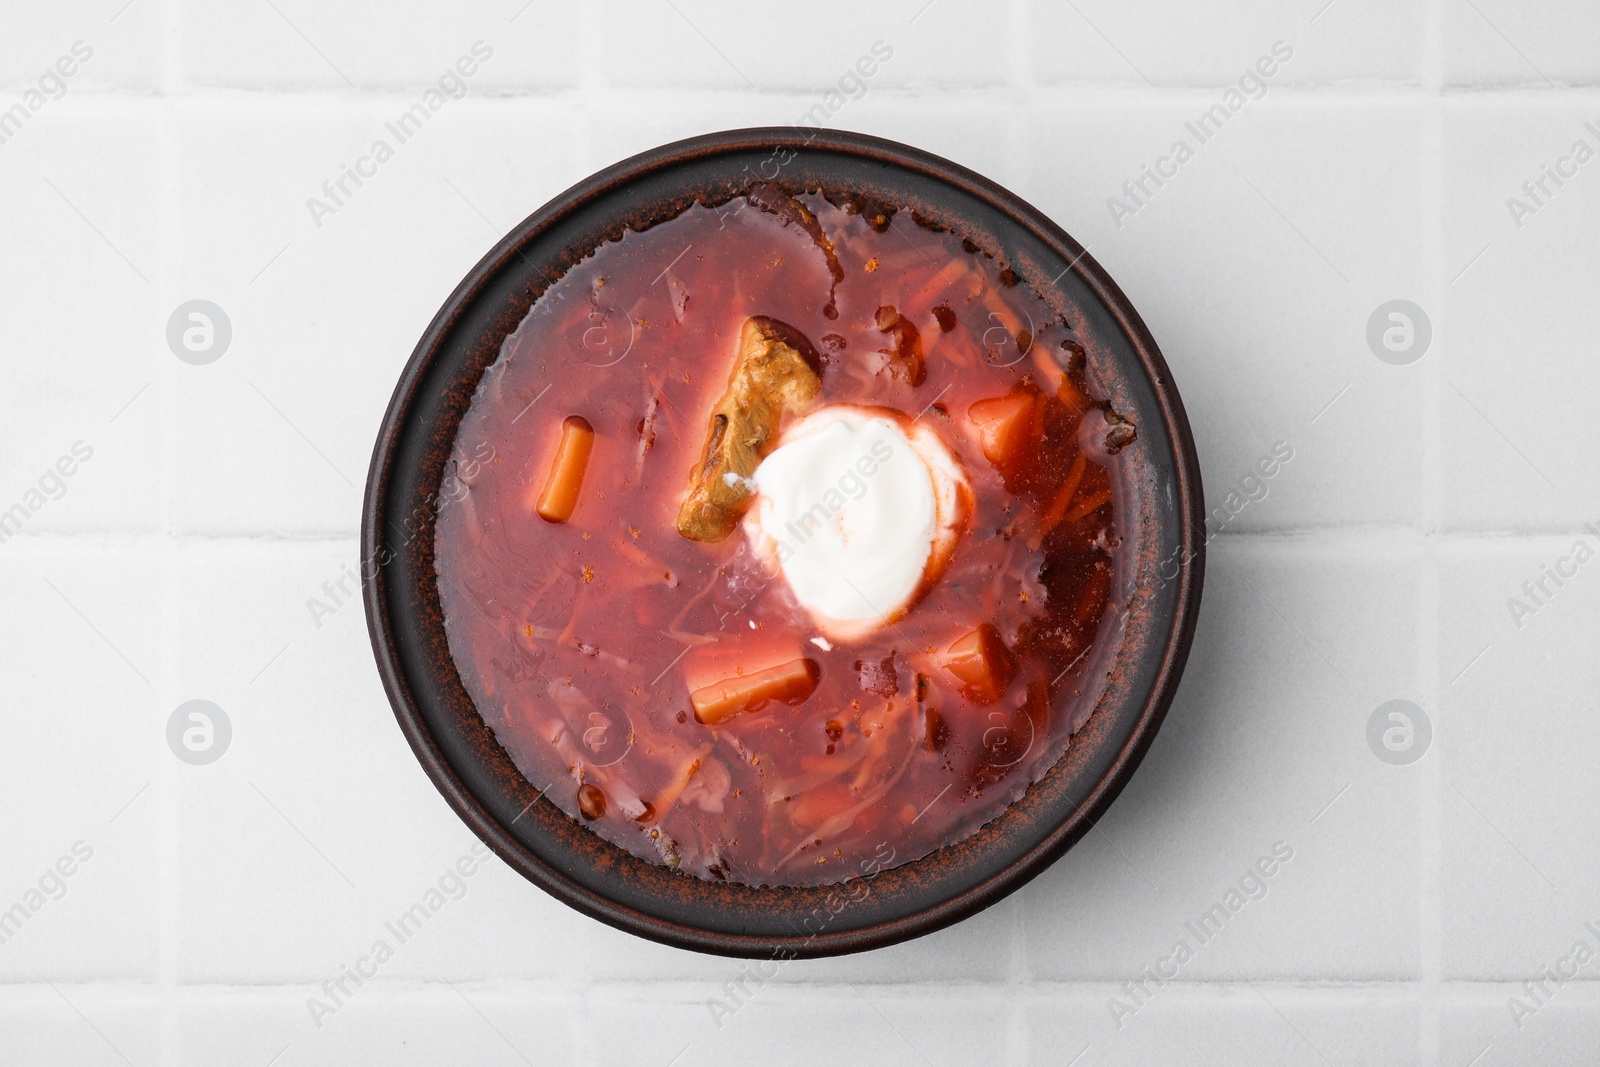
[3,1,1597,1063]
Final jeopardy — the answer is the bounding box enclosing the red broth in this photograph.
[434,188,1131,887]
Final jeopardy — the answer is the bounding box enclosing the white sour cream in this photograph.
[746,405,969,641]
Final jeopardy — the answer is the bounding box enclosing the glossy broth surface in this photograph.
[434,189,1129,887]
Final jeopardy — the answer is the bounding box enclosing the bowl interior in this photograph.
[362,128,1204,958]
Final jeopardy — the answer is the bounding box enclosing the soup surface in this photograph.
[434,185,1132,887]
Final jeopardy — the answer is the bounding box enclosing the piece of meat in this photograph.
[675,316,822,542]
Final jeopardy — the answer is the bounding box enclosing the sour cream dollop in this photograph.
[745,405,970,641]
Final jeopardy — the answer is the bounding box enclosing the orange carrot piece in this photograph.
[691,658,821,725]
[904,259,970,317]
[1061,487,1112,524]
[1029,346,1066,394]
[939,623,1015,706]
[535,415,594,524]
[967,391,1035,469]
[1030,452,1088,549]
[1055,372,1088,417]
[1030,345,1088,415]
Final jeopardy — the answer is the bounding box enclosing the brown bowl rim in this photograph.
[362,126,1205,958]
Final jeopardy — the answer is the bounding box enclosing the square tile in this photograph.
[176,985,579,1066]
[1443,0,1600,88]
[0,986,160,1066]
[169,99,584,535]
[1031,0,1425,87]
[592,0,1008,91]
[1439,538,1600,978]
[590,985,1011,1067]
[1441,98,1600,530]
[1020,538,1423,981]
[0,111,161,537]
[0,543,160,980]
[1020,99,1430,532]
[180,1,581,90]
[1025,986,1419,1066]
[0,3,164,93]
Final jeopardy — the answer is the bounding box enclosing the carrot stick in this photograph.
[639,743,712,824]
[1029,346,1065,394]
[691,658,820,725]
[904,260,970,316]
[1055,372,1089,417]
[1031,344,1088,415]
[1061,487,1112,524]
[939,623,1015,706]
[535,415,594,524]
[1029,452,1088,549]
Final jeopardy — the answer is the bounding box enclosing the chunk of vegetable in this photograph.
[676,317,822,542]
[1030,452,1088,549]
[535,415,594,524]
[1062,487,1112,524]
[691,658,821,725]
[939,623,1015,705]
[967,390,1036,470]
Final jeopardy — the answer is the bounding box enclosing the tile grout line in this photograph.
[573,7,601,1063]
[1003,2,1031,1064]
[574,0,600,181]
[16,82,1600,104]
[14,976,1600,994]
[1419,0,1445,1059]
[157,0,184,1059]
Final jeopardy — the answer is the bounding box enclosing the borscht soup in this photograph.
[433,184,1134,888]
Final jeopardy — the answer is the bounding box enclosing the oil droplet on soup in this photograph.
[434,187,1131,887]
